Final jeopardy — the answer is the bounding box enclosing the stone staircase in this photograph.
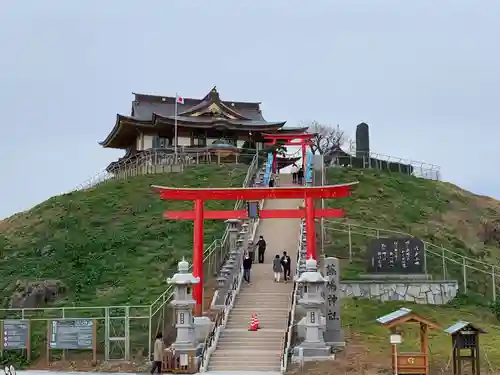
[208,186,302,372]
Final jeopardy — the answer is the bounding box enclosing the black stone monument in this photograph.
[366,237,425,274]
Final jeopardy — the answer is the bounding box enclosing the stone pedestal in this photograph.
[292,257,332,363]
[167,259,200,353]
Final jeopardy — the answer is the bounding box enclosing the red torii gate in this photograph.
[263,133,315,172]
[152,182,358,315]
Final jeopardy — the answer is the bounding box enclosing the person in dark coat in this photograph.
[280,251,292,282]
[256,235,267,264]
[243,254,252,283]
[297,167,304,185]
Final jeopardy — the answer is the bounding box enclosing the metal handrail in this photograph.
[280,222,302,373]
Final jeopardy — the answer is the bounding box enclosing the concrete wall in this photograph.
[339,280,458,304]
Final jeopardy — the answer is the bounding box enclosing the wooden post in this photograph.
[92,319,97,363]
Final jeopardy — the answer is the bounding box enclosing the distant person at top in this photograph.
[151,332,163,374]
[243,254,252,283]
[269,173,275,188]
[291,164,299,184]
[273,254,283,282]
[297,167,304,185]
[281,251,292,282]
[256,235,267,264]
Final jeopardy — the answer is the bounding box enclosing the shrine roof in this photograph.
[376,307,440,329]
[444,321,487,334]
[100,87,288,148]
[376,307,412,324]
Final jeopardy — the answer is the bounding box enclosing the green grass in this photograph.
[0,164,247,307]
[323,168,500,298]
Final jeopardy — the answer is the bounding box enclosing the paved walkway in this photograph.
[208,176,302,372]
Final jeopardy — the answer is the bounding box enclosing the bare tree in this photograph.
[306,121,346,155]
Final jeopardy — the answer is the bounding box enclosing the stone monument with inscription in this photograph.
[167,259,200,353]
[323,257,344,347]
[365,237,427,278]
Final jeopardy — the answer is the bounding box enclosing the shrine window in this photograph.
[153,136,172,148]
[191,131,207,146]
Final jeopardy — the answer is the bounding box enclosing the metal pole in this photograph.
[174,94,178,161]
[462,257,467,293]
[492,266,496,302]
[148,305,152,362]
[348,224,353,262]
[125,306,130,361]
[423,242,428,274]
[442,248,446,280]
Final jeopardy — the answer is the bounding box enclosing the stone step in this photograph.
[219,331,284,341]
[235,295,291,302]
[217,341,281,350]
[211,348,282,358]
[209,356,280,367]
[218,335,283,344]
[208,364,281,372]
[226,317,288,327]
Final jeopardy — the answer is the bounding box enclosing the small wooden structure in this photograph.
[376,307,440,375]
[163,349,197,374]
[444,320,486,375]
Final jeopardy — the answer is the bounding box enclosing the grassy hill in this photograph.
[0,164,247,308]
[323,168,500,299]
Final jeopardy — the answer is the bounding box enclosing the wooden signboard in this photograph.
[0,320,31,360]
[46,319,97,363]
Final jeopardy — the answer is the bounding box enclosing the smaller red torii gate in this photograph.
[153,182,357,316]
[263,133,315,173]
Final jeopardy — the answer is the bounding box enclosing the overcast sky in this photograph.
[0,0,499,219]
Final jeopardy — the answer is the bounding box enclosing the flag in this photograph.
[176,95,184,104]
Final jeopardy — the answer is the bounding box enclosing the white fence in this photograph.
[74,147,259,191]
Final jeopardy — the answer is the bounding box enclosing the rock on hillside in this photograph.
[324,168,500,297]
[0,164,248,308]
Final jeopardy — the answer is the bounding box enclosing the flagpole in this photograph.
[174,93,178,161]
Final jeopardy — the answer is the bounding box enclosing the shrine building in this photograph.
[99,86,307,170]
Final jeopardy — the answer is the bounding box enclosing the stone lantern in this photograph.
[225,219,242,251]
[167,259,200,353]
[293,257,331,362]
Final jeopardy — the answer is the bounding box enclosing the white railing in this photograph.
[333,146,441,181]
[323,220,499,302]
[75,148,260,191]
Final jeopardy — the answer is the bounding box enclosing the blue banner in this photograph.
[305,151,313,184]
[263,152,273,186]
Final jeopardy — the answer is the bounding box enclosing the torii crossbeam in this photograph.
[152,182,358,315]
